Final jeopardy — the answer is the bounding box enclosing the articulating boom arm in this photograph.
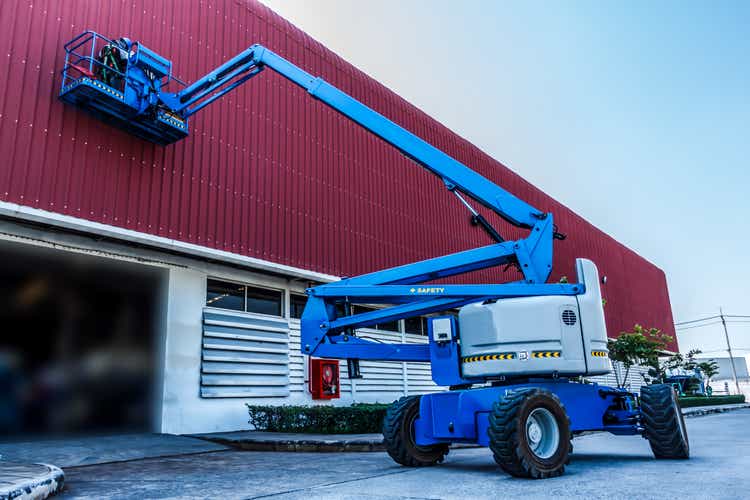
[168,44,581,361]
[170,45,543,229]
[172,45,582,361]
[57,37,578,361]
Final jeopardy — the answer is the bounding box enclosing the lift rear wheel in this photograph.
[488,388,571,478]
[382,396,449,466]
[640,384,689,459]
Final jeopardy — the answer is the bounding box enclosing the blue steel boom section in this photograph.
[60,35,582,362]
[174,44,581,362]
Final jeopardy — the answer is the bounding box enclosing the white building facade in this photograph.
[0,205,648,436]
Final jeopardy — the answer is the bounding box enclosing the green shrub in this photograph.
[678,395,745,408]
[246,403,390,434]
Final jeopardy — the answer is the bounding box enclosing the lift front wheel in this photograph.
[382,396,449,467]
[640,384,689,459]
[488,388,571,478]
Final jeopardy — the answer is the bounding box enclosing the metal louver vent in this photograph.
[200,310,290,398]
[562,309,577,326]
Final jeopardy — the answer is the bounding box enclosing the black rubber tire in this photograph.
[640,384,689,459]
[488,388,572,479]
[382,396,449,466]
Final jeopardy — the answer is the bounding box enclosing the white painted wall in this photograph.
[160,268,210,433]
[159,268,293,434]
[158,267,314,434]
[159,267,296,434]
[157,266,432,434]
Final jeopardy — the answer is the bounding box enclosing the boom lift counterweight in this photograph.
[59,31,690,478]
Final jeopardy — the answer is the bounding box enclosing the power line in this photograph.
[674,315,720,326]
[700,347,750,353]
[678,320,750,331]
[674,313,750,326]
[675,321,723,331]
[675,309,748,395]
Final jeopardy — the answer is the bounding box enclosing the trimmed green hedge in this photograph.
[247,403,389,434]
[678,395,745,408]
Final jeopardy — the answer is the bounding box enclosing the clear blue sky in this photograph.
[260,1,749,358]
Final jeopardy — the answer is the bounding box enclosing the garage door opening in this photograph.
[0,240,166,440]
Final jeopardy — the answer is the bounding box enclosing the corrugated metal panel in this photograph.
[201,309,290,398]
[292,322,434,401]
[352,330,447,398]
[0,0,675,348]
[354,329,406,397]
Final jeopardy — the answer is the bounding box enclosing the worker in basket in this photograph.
[95,38,131,90]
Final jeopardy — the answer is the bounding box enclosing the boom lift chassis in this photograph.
[59,31,689,478]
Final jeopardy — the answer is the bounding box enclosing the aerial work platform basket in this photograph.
[59,31,189,145]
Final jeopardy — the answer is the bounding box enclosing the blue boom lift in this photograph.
[60,31,689,478]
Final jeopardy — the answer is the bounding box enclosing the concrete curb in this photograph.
[193,432,384,452]
[0,462,64,500]
[194,431,483,453]
[214,439,384,453]
[682,403,750,419]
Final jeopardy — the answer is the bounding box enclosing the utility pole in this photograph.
[719,307,741,395]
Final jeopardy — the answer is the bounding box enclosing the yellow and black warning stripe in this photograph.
[160,110,186,125]
[531,350,561,358]
[591,350,609,357]
[89,79,124,100]
[462,352,515,363]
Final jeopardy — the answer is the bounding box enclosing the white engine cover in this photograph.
[458,258,611,378]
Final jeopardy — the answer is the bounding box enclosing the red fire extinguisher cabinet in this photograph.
[309,358,340,400]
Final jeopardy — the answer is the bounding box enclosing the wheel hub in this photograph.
[526,408,560,459]
[528,421,542,445]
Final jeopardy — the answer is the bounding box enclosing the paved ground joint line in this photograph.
[244,467,421,499]
[64,448,233,470]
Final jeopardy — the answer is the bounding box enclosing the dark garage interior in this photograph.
[0,239,166,440]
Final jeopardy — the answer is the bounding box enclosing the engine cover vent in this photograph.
[562,309,577,326]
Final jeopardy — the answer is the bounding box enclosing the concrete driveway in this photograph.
[60,409,750,499]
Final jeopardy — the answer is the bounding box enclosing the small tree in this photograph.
[683,349,703,372]
[608,324,672,388]
[697,359,719,388]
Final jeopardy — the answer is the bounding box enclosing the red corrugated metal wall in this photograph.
[0,0,676,345]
